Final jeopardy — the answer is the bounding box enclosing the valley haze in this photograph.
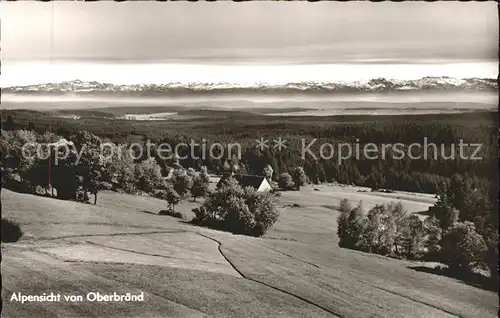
[3,77,497,117]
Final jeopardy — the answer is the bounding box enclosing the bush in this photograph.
[191,174,209,202]
[75,188,90,203]
[423,216,442,255]
[200,166,210,184]
[35,185,48,196]
[172,169,193,198]
[244,187,280,236]
[337,201,365,249]
[440,221,487,271]
[263,164,273,180]
[429,194,459,231]
[134,158,164,193]
[2,218,23,242]
[192,177,279,236]
[292,167,307,189]
[337,200,430,259]
[396,214,426,260]
[355,204,398,255]
[157,183,181,212]
[99,181,113,191]
[339,199,352,213]
[278,172,294,190]
[122,181,138,194]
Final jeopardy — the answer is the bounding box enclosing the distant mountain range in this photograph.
[3,77,497,96]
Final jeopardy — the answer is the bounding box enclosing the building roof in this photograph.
[217,174,268,190]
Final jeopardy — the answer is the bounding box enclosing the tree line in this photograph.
[337,170,498,289]
[1,111,497,244]
[2,111,496,195]
[1,127,281,237]
[0,129,211,208]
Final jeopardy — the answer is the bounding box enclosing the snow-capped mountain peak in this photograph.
[3,77,497,96]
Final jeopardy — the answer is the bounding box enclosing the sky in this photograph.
[1,1,498,86]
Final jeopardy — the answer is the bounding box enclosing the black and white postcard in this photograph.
[1,1,498,317]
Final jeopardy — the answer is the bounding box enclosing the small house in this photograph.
[217,174,272,192]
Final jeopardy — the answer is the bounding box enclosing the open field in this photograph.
[2,187,496,318]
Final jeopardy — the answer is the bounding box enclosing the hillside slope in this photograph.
[1,189,497,318]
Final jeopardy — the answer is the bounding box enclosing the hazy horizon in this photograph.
[1,60,497,88]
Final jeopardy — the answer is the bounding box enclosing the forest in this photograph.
[1,109,497,285]
[2,109,497,195]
